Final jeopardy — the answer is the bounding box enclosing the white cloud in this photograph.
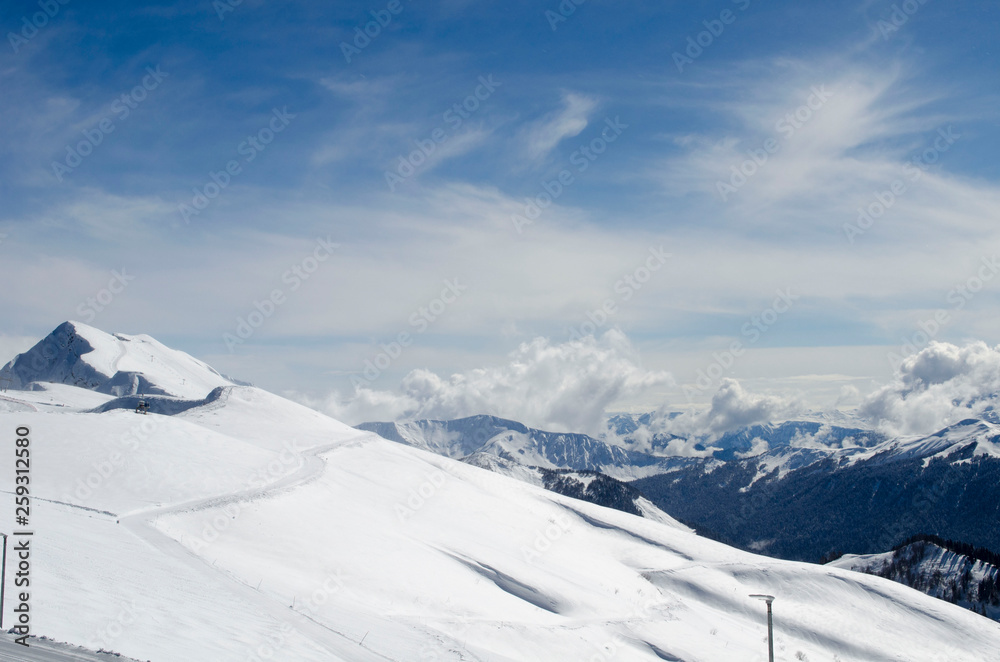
[655,60,1000,248]
[642,378,802,444]
[736,437,770,459]
[520,92,596,162]
[859,341,1000,436]
[312,329,672,435]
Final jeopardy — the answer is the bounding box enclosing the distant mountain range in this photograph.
[356,414,880,480]
[359,413,1000,567]
[634,417,1000,561]
[606,412,883,460]
[357,416,689,520]
[357,415,668,480]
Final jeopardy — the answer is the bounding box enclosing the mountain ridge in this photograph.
[1,321,997,660]
[1,320,238,399]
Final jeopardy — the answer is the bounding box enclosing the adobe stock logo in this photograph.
[385,75,501,192]
[683,288,798,400]
[75,269,135,324]
[567,246,671,340]
[179,107,295,224]
[224,236,338,352]
[351,278,467,389]
[843,126,960,243]
[340,0,408,63]
[672,0,752,73]
[51,66,169,182]
[7,0,71,54]
[716,85,834,201]
[511,116,628,233]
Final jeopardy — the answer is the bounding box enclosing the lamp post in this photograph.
[749,594,775,662]
[0,532,7,629]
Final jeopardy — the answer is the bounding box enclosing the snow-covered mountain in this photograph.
[608,412,883,458]
[360,414,882,480]
[635,418,1000,561]
[2,322,999,661]
[462,451,690,528]
[359,417,694,522]
[1,320,239,400]
[830,535,1000,622]
[357,415,676,480]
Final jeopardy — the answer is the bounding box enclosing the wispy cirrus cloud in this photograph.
[519,92,597,162]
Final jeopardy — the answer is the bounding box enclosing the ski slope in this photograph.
[831,540,1000,621]
[0,323,997,661]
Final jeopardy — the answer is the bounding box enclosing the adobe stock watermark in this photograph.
[520,513,573,563]
[394,470,449,522]
[88,599,143,654]
[189,439,308,553]
[843,126,960,243]
[558,596,664,662]
[213,0,244,20]
[545,0,586,31]
[876,0,931,40]
[74,268,135,324]
[511,116,628,234]
[7,0,70,54]
[340,0,408,63]
[886,255,1000,370]
[51,66,169,182]
[672,0,752,73]
[683,288,798,400]
[242,572,348,662]
[567,246,672,340]
[63,413,161,504]
[717,85,834,201]
[178,107,296,224]
[224,236,338,352]
[385,75,501,192]
[351,278,467,390]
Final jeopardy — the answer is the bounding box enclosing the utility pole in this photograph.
[749,594,775,662]
[1,533,7,628]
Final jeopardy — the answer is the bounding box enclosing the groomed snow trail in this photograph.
[119,432,395,662]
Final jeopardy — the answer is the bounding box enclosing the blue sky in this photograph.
[2,0,1000,429]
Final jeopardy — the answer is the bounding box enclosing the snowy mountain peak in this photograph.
[873,418,1000,464]
[1,321,236,399]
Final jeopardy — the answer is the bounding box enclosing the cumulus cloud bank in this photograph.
[618,379,803,456]
[317,330,672,435]
[310,337,1000,444]
[860,341,1000,436]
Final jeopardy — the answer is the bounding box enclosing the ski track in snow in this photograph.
[0,393,39,411]
[110,337,126,375]
[119,431,398,662]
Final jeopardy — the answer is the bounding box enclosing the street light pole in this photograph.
[749,594,775,662]
[0,533,7,629]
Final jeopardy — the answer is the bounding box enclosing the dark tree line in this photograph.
[894,533,1000,568]
[858,537,999,619]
